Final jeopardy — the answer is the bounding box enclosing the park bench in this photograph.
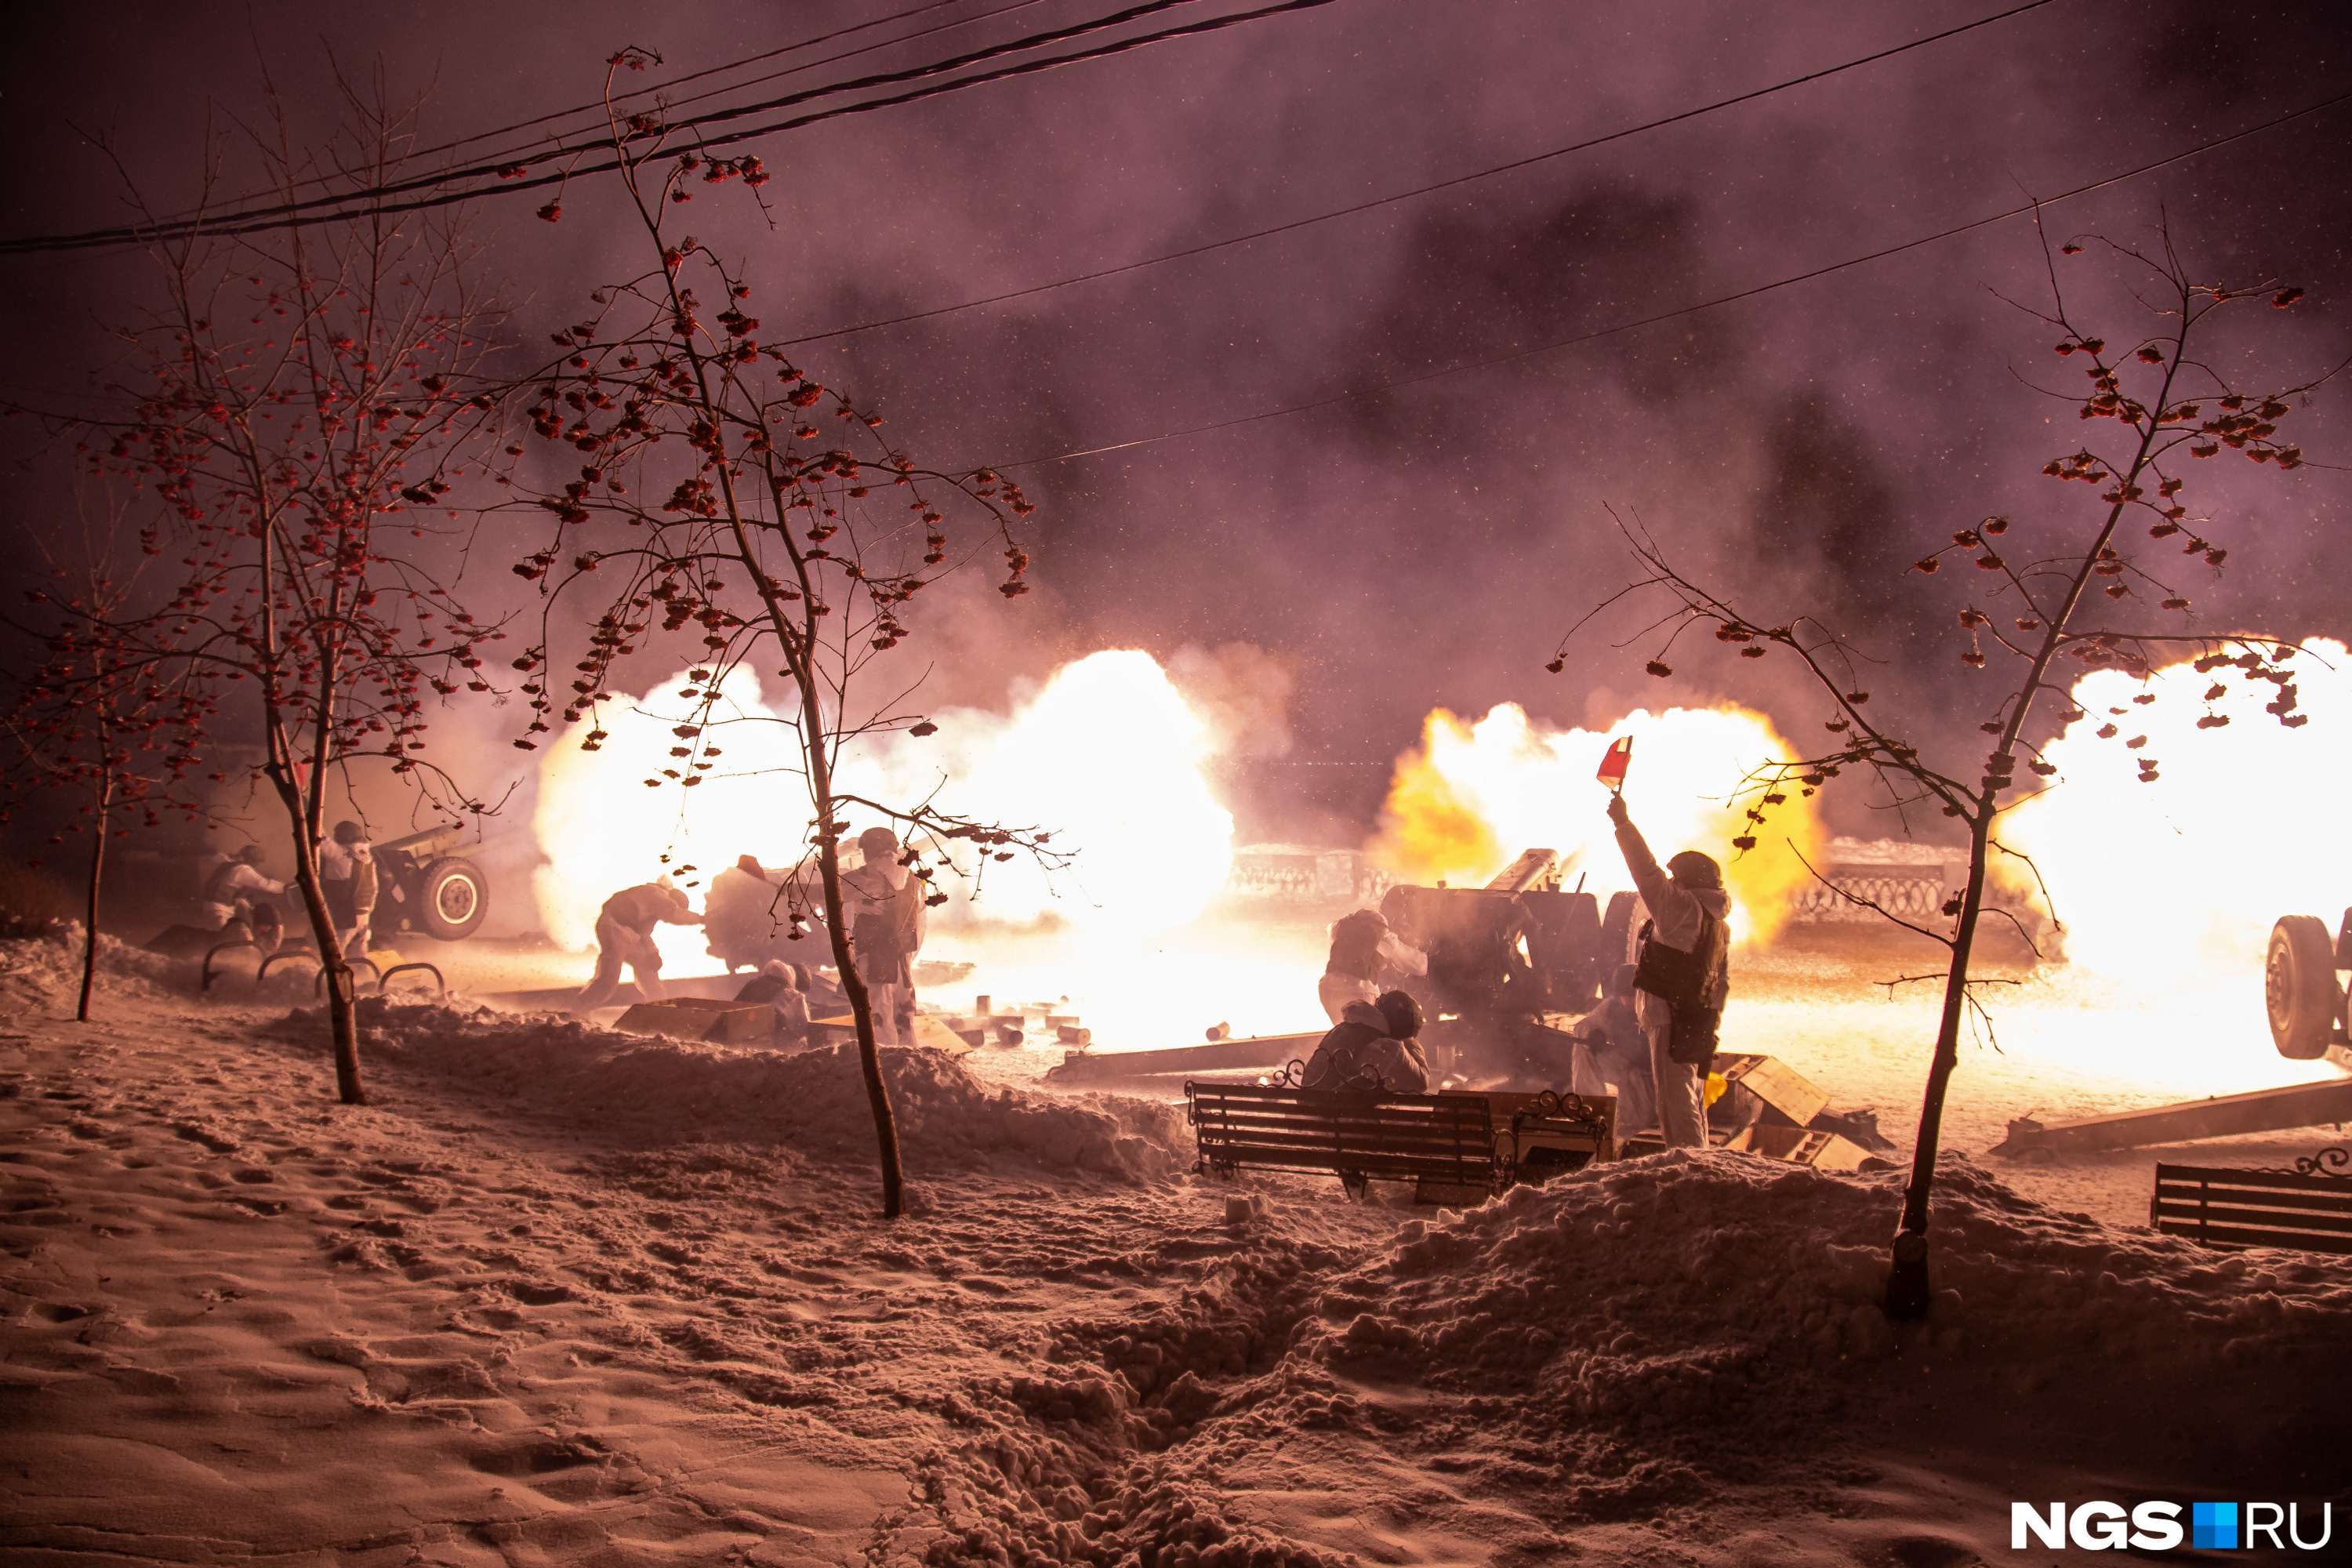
[2150,1153,2352,1255]
[1185,1081,1503,1200]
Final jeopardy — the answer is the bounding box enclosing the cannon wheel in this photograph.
[1598,891,1639,970]
[418,857,489,941]
[2266,916,2340,1060]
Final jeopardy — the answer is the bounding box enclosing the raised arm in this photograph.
[1605,793,1671,913]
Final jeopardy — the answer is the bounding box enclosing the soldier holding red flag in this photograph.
[1599,737,1730,1150]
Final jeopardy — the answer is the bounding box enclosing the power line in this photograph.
[12,0,1224,249]
[129,0,1049,232]
[778,0,2064,347]
[1001,88,2352,470]
[418,0,1015,165]
[1,0,1301,255]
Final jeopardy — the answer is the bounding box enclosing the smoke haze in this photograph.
[5,0,2350,871]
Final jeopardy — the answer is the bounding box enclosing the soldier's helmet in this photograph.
[1374,989,1425,1040]
[1666,850,1722,889]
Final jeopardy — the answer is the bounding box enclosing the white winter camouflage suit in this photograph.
[1614,817,1730,1149]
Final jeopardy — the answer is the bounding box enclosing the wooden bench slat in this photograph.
[1198,1145,1490,1170]
[1192,1095,1494,1127]
[1197,1134,1486,1158]
[1193,1098,1493,1121]
[1204,1123,1496,1147]
[1201,1138,1489,1163]
[1195,1089,1490,1106]
[2153,1163,2352,1196]
[2154,1171,2352,1194]
[1207,1148,1493,1174]
[1196,1091,1484,1107]
[2153,1182,2352,1218]
[2152,1200,2352,1236]
[1198,1120,1491,1149]
[2155,1220,2352,1254]
[2152,1185,2352,1217]
[1202,1149,1487,1174]
[1193,1105,1489,1120]
[1196,1109,1490,1136]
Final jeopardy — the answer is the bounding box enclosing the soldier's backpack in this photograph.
[1632,910,1728,1066]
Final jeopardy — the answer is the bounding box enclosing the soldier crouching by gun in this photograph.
[1318,908,1427,1024]
[201,844,287,952]
[1570,962,1655,1137]
[576,881,701,1009]
[1606,792,1730,1149]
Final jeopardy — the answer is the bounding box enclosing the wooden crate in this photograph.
[615,996,779,1043]
[1719,1122,1875,1171]
[805,1013,975,1057]
[1500,1097,1617,1178]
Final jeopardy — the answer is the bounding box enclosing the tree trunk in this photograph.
[801,703,906,1218]
[303,597,363,1105]
[1884,800,1994,1319]
[78,776,112,1023]
[818,836,905,1218]
[295,859,367,1106]
[283,824,365,1104]
[265,720,365,1105]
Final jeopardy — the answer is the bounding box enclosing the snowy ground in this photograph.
[4,928,2349,1566]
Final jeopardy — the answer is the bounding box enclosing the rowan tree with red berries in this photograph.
[2,522,214,1022]
[499,51,1060,1218]
[6,83,514,1101]
[1557,220,2336,1320]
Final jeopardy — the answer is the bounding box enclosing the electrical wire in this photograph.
[777,0,2064,346]
[125,0,1053,231]
[0,0,1285,255]
[999,87,2352,469]
[422,0,1011,163]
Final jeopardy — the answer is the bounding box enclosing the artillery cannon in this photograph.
[1380,848,1635,1083]
[369,824,490,943]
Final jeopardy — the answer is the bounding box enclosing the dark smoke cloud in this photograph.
[1341,182,1739,423]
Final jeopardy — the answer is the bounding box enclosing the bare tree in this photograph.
[2,517,212,1020]
[500,51,1062,1218]
[8,73,514,1099]
[1558,220,2335,1319]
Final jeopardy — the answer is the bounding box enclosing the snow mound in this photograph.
[305,997,1188,1179]
[0,928,185,1011]
[1283,1152,2352,1446]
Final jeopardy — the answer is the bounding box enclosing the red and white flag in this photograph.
[1596,735,1633,789]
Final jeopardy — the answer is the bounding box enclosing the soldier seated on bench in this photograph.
[1303,990,1430,1094]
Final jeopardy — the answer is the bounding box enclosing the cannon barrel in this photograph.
[1380,848,1619,1021]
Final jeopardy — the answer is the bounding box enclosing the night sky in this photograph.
[5,0,2349,855]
